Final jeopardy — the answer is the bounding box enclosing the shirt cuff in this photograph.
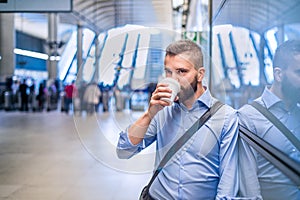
[116,128,143,159]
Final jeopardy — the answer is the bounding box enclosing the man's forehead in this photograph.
[286,54,300,71]
[165,54,194,67]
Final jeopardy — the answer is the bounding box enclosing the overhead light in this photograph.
[14,48,49,60]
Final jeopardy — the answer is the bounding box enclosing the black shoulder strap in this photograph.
[145,101,224,191]
[239,125,300,187]
[250,101,300,151]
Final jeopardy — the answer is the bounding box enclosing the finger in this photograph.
[154,87,172,94]
[150,98,170,107]
[151,92,171,100]
[156,83,173,91]
[156,82,169,87]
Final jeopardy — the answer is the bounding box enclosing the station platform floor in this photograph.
[0,109,156,200]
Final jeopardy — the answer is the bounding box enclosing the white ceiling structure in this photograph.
[62,0,173,33]
[13,0,300,40]
[212,0,300,35]
[14,0,173,40]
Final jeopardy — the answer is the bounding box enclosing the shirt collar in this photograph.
[175,87,213,110]
[261,86,282,109]
[196,87,213,108]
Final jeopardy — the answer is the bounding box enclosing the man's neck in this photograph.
[270,84,294,110]
[182,86,206,109]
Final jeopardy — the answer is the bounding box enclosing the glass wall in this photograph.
[205,1,300,200]
[207,3,299,108]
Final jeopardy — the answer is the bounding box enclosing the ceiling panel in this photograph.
[15,0,300,40]
[59,0,173,34]
[213,0,300,34]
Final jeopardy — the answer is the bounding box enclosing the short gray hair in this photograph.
[165,39,203,70]
[273,40,300,70]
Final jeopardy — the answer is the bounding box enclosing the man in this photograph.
[19,78,29,111]
[83,82,101,114]
[64,80,77,114]
[117,40,239,199]
[238,40,300,200]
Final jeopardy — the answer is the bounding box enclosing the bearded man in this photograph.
[117,39,239,199]
[238,40,300,200]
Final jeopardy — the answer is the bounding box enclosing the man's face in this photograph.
[281,54,300,104]
[164,54,202,102]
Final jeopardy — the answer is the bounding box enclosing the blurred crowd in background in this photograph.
[0,76,154,115]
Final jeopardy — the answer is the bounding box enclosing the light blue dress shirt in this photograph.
[238,87,300,200]
[117,89,239,199]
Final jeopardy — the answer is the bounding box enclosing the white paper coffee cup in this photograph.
[159,77,180,104]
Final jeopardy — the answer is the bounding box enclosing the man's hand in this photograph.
[127,82,175,145]
[147,82,173,118]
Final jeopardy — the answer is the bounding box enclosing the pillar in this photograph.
[0,13,15,82]
[259,36,267,85]
[93,36,100,82]
[47,13,59,80]
[208,0,213,92]
[76,23,83,82]
[276,24,285,46]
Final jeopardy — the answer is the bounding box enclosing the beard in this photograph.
[177,75,198,102]
[281,74,300,104]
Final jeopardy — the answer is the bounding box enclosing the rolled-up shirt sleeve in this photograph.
[116,128,144,159]
[116,118,158,159]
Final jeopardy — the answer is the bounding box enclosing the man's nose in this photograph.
[170,72,180,81]
[165,69,179,81]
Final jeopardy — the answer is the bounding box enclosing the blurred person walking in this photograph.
[19,79,28,111]
[83,82,101,115]
[64,80,77,114]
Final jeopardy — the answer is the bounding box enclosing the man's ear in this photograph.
[273,67,283,82]
[197,67,205,82]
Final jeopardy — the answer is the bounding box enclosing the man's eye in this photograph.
[164,69,172,74]
[177,69,187,74]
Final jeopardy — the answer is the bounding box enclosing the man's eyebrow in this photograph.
[176,67,188,70]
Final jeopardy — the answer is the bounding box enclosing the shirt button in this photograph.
[179,184,183,188]
[180,165,184,170]
[292,149,296,152]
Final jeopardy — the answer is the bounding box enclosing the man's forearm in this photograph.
[128,111,152,145]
